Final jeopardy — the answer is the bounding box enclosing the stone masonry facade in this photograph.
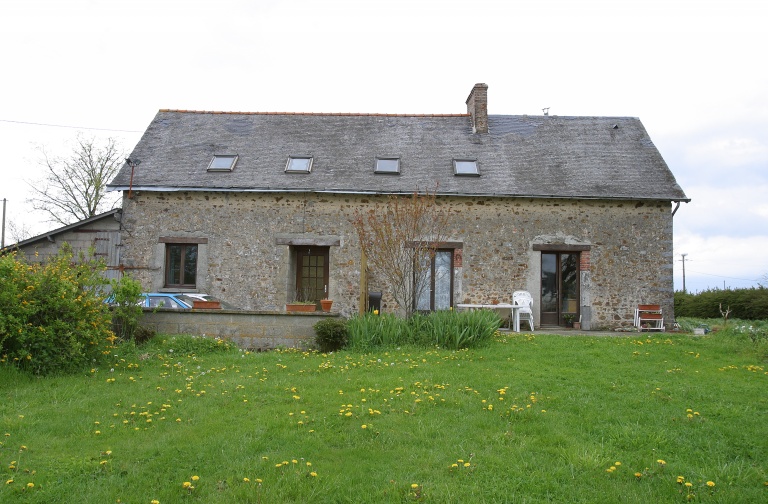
[119,191,675,330]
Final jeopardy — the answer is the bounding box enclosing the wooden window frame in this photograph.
[164,243,198,289]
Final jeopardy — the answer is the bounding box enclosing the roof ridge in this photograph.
[158,109,469,118]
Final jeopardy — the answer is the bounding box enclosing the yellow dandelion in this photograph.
[614,461,621,466]
[182,481,192,489]
[310,471,318,477]
[27,482,34,488]
[685,482,693,488]
[243,477,250,483]
[634,472,643,478]
[451,463,459,468]
[5,479,13,485]
[706,481,715,487]
[656,459,666,466]
[151,500,160,504]
[361,424,367,429]
[411,483,419,489]
[191,475,199,482]
[464,462,471,468]
[677,476,685,484]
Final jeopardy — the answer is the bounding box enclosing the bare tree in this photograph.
[27,135,124,226]
[351,190,451,318]
[6,219,33,245]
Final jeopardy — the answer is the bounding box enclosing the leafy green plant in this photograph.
[108,275,144,342]
[675,287,768,319]
[0,246,114,375]
[347,312,409,350]
[313,318,348,352]
[347,309,501,351]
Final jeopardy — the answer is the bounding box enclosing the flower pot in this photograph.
[286,303,316,313]
[192,300,221,309]
[320,299,333,312]
[573,322,581,330]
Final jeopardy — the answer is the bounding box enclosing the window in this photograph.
[375,157,400,174]
[165,244,198,288]
[285,156,313,173]
[208,155,238,172]
[453,159,479,176]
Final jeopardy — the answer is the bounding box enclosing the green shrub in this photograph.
[0,246,114,375]
[675,287,768,320]
[347,309,502,351]
[313,318,349,352]
[109,275,144,341]
[347,312,411,351]
[429,308,501,349]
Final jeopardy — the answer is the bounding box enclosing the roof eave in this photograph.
[107,185,690,202]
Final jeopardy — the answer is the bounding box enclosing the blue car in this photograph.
[106,292,232,309]
[141,293,193,309]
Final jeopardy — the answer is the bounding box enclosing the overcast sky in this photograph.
[2,0,766,293]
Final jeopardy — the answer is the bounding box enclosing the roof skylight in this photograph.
[453,159,479,176]
[207,155,238,172]
[285,156,313,173]
[375,157,400,174]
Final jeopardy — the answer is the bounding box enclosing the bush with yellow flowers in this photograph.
[0,245,114,375]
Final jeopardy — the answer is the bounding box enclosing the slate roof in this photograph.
[108,110,689,202]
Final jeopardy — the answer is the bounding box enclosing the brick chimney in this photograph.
[465,83,488,134]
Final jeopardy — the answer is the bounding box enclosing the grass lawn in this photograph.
[1,329,766,503]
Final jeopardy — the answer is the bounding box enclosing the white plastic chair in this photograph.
[512,290,535,331]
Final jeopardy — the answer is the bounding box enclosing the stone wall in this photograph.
[119,191,675,330]
[139,309,335,350]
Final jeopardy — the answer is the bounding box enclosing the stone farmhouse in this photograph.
[107,84,688,330]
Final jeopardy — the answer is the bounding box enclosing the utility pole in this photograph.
[1,198,6,249]
[680,253,688,293]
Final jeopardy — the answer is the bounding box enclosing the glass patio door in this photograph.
[296,247,329,304]
[541,252,580,326]
[415,250,453,311]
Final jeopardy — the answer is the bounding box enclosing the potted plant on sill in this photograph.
[286,288,317,313]
[563,314,575,327]
[320,298,333,312]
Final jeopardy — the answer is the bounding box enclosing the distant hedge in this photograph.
[674,287,768,320]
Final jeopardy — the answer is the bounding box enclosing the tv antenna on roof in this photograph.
[542,107,550,116]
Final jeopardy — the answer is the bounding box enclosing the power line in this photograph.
[0,118,142,133]
[683,268,761,283]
